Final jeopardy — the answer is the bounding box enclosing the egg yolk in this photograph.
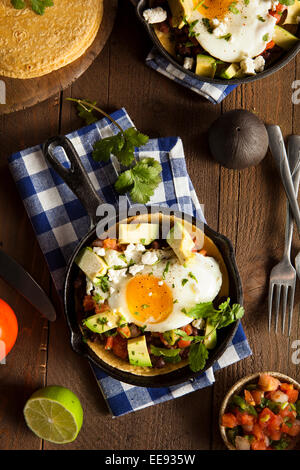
[126,274,173,325]
[193,0,233,20]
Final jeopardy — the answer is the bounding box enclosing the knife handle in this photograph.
[267,125,300,234]
[43,136,104,227]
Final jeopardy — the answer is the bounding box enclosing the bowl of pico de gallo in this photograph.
[220,372,300,450]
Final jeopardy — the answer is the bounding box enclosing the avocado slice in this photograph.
[167,0,194,28]
[273,25,299,50]
[127,335,152,367]
[163,329,180,345]
[166,222,196,265]
[204,320,217,350]
[75,247,107,281]
[219,63,240,79]
[118,223,159,245]
[83,311,119,334]
[196,54,217,78]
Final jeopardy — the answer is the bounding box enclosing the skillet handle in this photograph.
[43,136,104,227]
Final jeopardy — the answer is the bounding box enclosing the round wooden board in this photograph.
[0,0,118,115]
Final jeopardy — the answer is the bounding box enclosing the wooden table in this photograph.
[1,1,300,450]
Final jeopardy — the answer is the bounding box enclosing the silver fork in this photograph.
[268,135,300,334]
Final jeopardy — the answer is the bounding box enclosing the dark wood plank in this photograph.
[0,0,118,115]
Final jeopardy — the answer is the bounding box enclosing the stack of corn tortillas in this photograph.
[0,0,103,79]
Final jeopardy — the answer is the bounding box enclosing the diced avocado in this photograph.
[163,329,180,346]
[118,223,159,245]
[127,335,152,367]
[204,320,217,350]
[167,222,196,265]
[196,54,217,78]
[167,0,194,28]
[285,0,300,25]
[219,63,240,79]
[75,247,107,281]
[83,311,119,334]
[273,25,299,50]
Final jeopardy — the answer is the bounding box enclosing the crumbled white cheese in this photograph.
[136,243,146,252]
[143,7,167,24]
[124,243,145,264]
[240,57,256,75]
[192,319,205,329]
[93,247,105,257]
[104,249,127,268]
[142,251,159,265]
[254,55,265,73]
[86,278,93,295]
[129,264,145,276]
[213,22,227,38]
[183,57,194,70]
[109,286,115,295]
[108,267,127,284]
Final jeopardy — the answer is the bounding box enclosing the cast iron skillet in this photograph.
[133,0,300,85]
[43,135,243,387]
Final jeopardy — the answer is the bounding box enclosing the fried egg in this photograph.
[190,0,277,62]
[108,252,222,332]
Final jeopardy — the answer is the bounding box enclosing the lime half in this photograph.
[23,386,83,444]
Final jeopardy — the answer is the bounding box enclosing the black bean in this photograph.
[154,357,166,369]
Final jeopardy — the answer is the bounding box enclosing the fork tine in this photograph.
[268,282,274,332]
[288,285,296,336]
[274,284,281,333]
[281,285,289,334]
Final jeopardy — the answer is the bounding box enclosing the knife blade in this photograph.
[0,249,56,321]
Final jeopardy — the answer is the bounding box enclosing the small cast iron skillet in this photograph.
[43,135,243,387]
[133,0,300,85]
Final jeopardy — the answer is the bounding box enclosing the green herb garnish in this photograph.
[229,2,240,14]
[162,261,170,280]
[182,278,188,286]
[150,345,181,358]
[11,0,54,15]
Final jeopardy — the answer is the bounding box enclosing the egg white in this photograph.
[108,252,222,332]
[191,0,277,62]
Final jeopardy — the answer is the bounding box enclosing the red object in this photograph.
[258,408,274,427]
[252,423,264,441]
[0,299,18,362]
[103,238,118,250]
[251,389,264,405]
[286,388,299,403]
[282,421,300,437]
[222,413,238,429]
[280,383,293,392]
[112,334,128,360]
[105,336,114,350]
[83,295,95,312]
[117,325,131,339]
[269,3,287,23]
[235,409,255,426]
[181,324,193,336]
[244,389,255,405]
[178,339,191,348]
[251,439,267,450]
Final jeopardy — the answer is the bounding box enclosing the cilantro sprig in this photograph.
[181,298,244,372]
[68,98,162,204]
[11,0,54,15]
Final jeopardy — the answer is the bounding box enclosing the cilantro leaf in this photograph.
[150,345,181,357]
[189,342,209,372]
[184,298,244,329]
[184,301,216,319]
[93,133,124,162]
[11,0,25,9]
[115,158,162,203]
[31,0,54,15]
[123,127,149,147]
[77,101,98,126]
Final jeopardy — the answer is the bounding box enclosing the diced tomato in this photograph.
[105,336,114,350]
[83,295,95,312]
[244,390,255,406]
[112,334,128,360]
[178,339,192,348]
[252,389,264,405]
[251,439,267,450]
[258,408,274,427]
[235,409,255,426]
[286,388,299,404]
[280,383,294,392]
[268,430,282,441]
[117,325,131,339]
[268,413,283,432]
[279,405,297,421]
[103,238,118,250]
[282,421,300,437]
[258,374,280,392]
[252,423,264,441]
[264,40,276,51]
[221,413,238,429]
[95,302,110,314]
[269,3,287,24]
[181,324,193,336]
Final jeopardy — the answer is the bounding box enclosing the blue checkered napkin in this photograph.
[146,48,237,104]
[8,108,251,417]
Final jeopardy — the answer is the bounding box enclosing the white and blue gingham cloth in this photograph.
[146,48,237,104]
[8,108,251,417]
